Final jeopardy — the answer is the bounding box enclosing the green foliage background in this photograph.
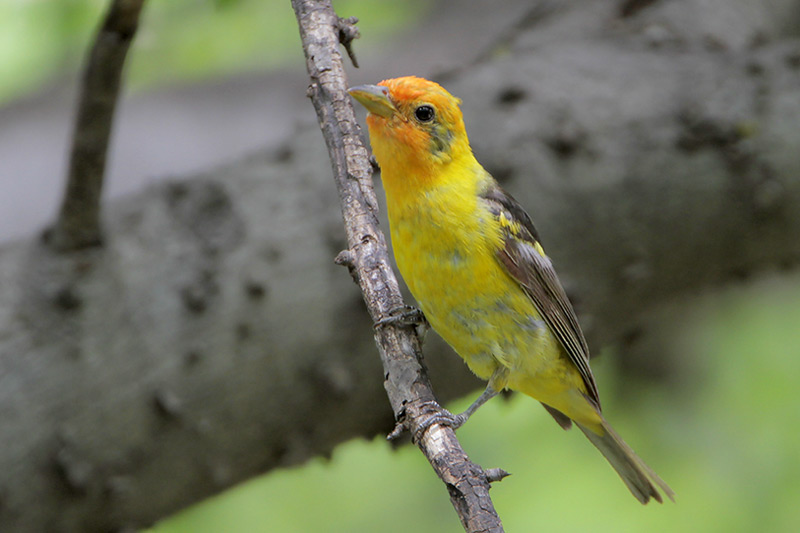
[0,0,420,105]
[4,1,799,531]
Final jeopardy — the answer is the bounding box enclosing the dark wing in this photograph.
[479,181,601,409]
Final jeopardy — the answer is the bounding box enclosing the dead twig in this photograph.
[291,1,505,531]
[50,0,146,251]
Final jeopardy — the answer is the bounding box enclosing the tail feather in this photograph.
[541,402,573,430]
[577,419,674,504]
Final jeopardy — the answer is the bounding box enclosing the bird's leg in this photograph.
[407,384,500,441]
[450,367,508,428]
[399,377,504,442]
[450,384,500,428]
[410,368,507,440]
[374,305,429,339]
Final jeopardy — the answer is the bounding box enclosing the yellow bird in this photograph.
[349,76,673,504]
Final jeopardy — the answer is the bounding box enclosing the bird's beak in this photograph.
[348,84,397,118]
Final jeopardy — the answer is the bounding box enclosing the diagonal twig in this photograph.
[291,1,505,531]
[50,0,146,251]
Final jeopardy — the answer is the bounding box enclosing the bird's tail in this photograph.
[577,418,675,504]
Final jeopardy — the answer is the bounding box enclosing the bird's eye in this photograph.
[414,105,435,122]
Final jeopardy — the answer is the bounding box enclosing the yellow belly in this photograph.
[388,192,595,425]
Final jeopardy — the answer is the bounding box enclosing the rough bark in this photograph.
[293,1,504,530]
[1,0,799,530]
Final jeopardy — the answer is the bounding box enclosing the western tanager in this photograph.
[349,76,673,504]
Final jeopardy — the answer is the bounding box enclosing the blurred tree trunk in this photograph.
[1,0,799,530]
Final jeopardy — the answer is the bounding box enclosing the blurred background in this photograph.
[147,275,800,533]
[2,0,799,531]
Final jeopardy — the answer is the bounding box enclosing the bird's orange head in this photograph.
[349,76,471,183]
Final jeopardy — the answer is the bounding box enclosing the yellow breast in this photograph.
[382,159,595,425]
[386,163,546,378]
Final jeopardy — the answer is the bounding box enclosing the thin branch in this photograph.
[291,1,504,531]
[50,0,146,251]
[335,15,361,68]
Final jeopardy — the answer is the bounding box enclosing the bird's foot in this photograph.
[374,305,429,337]
[391,401,468,443]
[418,407,467,433]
